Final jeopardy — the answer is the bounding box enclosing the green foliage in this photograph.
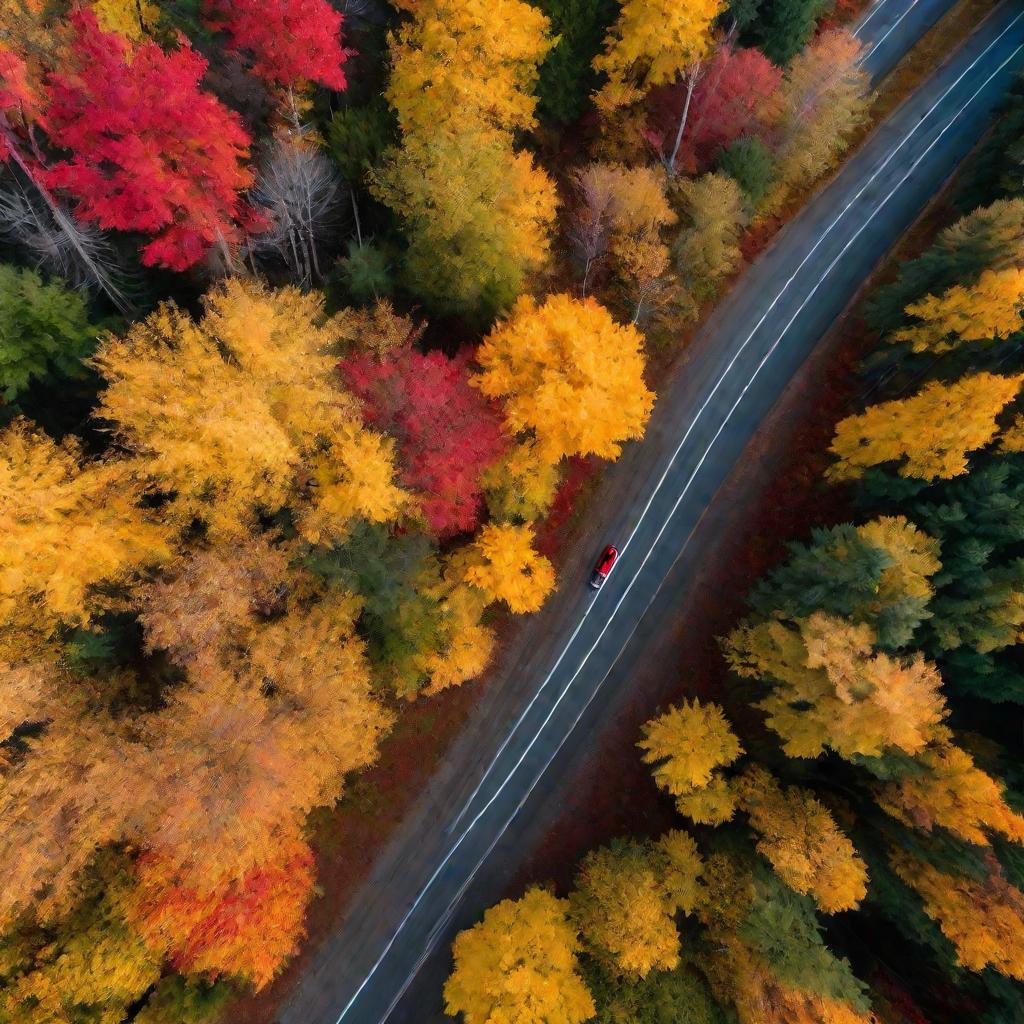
[738,863,871,1011]
[534,0,619,124]
[134,976,233,1024]
[325,98,398,185]
[865,199,1024,335]
[746,0,830,64]
[747,521,937,649]
[335,239,395,305]
[0,265,101,401]
[587,959,734,1024]
[718,137,776,209]
[304,522,445,696]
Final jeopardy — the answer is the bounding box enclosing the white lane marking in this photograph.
[331,14,1023,1024]
[856,0,899,35]
[444,0,1002,837]
[369,32,1024,1024]
[859,0,920,65]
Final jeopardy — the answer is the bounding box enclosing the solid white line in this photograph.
[859,0,920,65]
[331,13,1022,1024]
[856,0,899,35]
[369,33,1024,1024]
[444,0,999,837]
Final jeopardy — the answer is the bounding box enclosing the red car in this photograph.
[590,544,619,589]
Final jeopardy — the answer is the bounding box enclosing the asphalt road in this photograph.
[278,4,1024,1022]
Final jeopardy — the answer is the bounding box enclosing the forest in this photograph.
[442,75,1024,1024]
[0,0,879,1021]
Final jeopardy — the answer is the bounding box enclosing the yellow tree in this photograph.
[373,0,558,316]
[876,743,1024,846]
[570,834,703,978]
[464,522,556,614]
[443,886,596,1024]
[0,419,171,657]
[473,293,655,461]
[91,0,159,39]
[893,266,1024,352]
[638,699,743,825]
[481,439,561,522]
[827,372,1024,481]
[767,30,869,211]
[734,766,868,914]
[890,851,1024,980]
[92,279,407,541]
[592,0,724,112]
[725,613,947,760]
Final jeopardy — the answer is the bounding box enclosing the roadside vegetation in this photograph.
[443,75,1024,1024]
[0,0,904,1020]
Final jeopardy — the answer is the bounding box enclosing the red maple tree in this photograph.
[0,48,45,160]
[130,841,316,989]
[647,45,782,174]
[341,347,508,538]
[41,10,256,271]
[205,0,351,90]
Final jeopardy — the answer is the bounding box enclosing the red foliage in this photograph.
[646,45,782,174]
[341,347,507,538]
[41,10,256,271]
[205,0,351,90]
[131,840,316,989]
[0,49,44,160]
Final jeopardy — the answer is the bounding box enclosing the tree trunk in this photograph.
[667,64,701,177]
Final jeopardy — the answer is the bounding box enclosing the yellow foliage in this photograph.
[657,828,706,915]
[827,372,1024,481]
[0,655,61,741]
[592,0,724,111]
[91,0,158,39]
[766,30,870,211]
[92,279,407,540]
[386,0,553,137]
[482,439,562,522]
[443,886,596,1024]
[420,570,497,694]
[571,841,683,978]
[857,515,941,612]
[891,851,1024,980]
[638,699,742,824]
[735,766,868,914]
[464,522,556,614]
[877,743,1024,847]
[474,293,655,461]
[0,419,171,648]
[894,267,1024,353]
[726,613,947,760]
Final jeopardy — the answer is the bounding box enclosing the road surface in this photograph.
[278,3,1024,1022]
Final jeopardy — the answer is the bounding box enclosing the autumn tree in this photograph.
[444,887,596,1024]
[890,851,1024,980]
[126,838,316,989]
[0,263,100,400]
[373,0,558,318]
[473,294,655,461]
[341,346,508,537]
[867,198,1024,334]
[734,766,867,913]
[570,834,703,978]
[725,613,947,760]
[204,0,350,89]
[569,162,676,317]
[464,522,556,614]
[876,743,1024,847]
[672,171,747,313]
[92,279,407,541]
[639,699,743,824]
[698,852,874,1024]
[592,0,724,113]
[747,516,941,649]
[92,0,159,39]
[0,419,170,657]
[41,10,256,271]
[827,372,1024,482]
[646,45,781,174]
[766,30,869,211]
[482,439,562,523]
[892,266,1024,352]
